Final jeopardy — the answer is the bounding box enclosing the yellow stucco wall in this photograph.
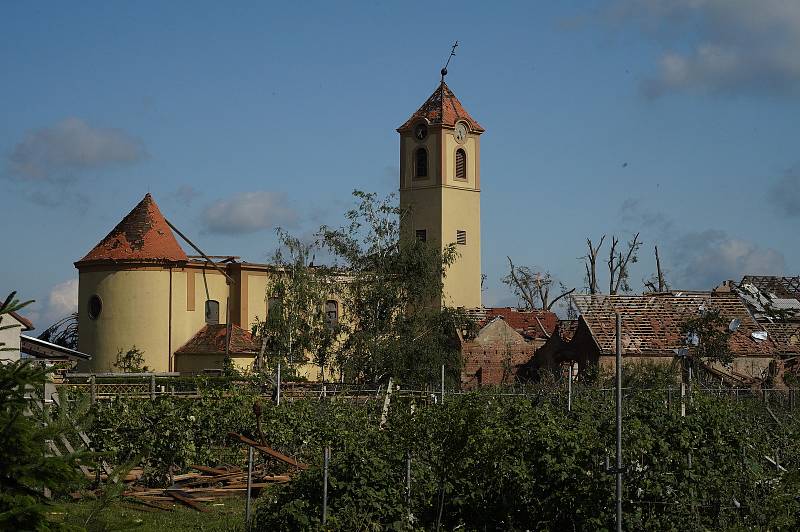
[78,263,347,377]
[78,269,173,372]
[399,123,482,309]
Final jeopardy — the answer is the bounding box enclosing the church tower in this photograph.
[398,76,483,308]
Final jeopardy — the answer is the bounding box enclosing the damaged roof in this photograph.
[76,193,188,265]
[175,324,260,355]
[398,81,484,133]
[571,292,782,357]
[475,307,558,341]
[741,276,800,301]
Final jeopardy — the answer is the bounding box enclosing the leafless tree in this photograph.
[503,256,575,310]
[607,232,642,294]
[582,236,605,294]
[644,245,669,293]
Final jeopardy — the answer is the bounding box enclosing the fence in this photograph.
[57,372,800,414]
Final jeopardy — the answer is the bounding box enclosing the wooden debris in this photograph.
[123,459,299,512]
[228,432,309,470]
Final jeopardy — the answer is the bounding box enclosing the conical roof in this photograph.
[76,193,188,265]
[398,80,484,133]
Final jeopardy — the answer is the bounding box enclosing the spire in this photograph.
[76,193,188,265]
[397,81,484,134]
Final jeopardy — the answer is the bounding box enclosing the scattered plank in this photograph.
[166,490,209,512]
[228,432,309,470]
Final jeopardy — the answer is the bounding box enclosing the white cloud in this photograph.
[39,278,79,327]
[608,0,800,97]
[201,191,298,235]
[7,117,145,180]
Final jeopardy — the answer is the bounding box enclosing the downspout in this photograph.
[168,267,173,372]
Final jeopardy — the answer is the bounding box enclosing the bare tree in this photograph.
[644,245,669,293]
[503,257,575,310]
[582,236,605,294]
[607,232,642,294]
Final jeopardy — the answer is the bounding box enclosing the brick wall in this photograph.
[461,342,541,388]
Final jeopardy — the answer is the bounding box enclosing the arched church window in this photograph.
[267,297,282,320]
[415,148,428,178]
[325,300,339,328]
[88,295,102,320]
[455,148,467,180]
[205,300,220,325]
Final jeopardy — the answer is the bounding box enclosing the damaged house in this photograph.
[461,307,557,387]
[529,291,787,386]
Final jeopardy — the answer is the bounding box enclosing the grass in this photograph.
[49,496,247,531]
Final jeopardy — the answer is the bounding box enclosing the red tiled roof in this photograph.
[572,292,782,357]
[480,308,558,340]
[76,193,188,265]
[8,311,34,331]
[741,275,800,300]
[398,81,484,133]
[175,324,259,355]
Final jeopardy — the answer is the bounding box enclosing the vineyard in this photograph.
[78,365,800,531]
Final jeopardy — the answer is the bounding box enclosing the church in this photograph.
[75,76,490,376]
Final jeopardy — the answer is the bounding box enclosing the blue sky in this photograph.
[2,1,798,326]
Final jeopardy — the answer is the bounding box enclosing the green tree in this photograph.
[253,229,341,378]
[113,345,147,373]
[319,190,474,386]
[680,308,734,364]
[0,292,86,530]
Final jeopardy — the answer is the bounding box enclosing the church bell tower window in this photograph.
[415,148,428,178]
[455,148,467,180]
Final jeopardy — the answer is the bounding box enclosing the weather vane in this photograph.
[441,40,459,81]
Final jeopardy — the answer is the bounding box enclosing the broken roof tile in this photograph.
[76,193,188,265]
[175,324,259,355]
[398,81,484,133]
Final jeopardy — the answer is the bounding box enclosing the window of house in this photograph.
[267,297,282,320]
[455,148,467,180]
[415,148,428,178]
[88,295,102,320]
[416,229,427,242]
[325,300,339,328]
[205,300,220,325]
[456,230,467,245]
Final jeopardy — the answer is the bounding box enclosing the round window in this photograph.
[88,295,102,320]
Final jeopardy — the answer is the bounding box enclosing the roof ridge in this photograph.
[76,193,188,265]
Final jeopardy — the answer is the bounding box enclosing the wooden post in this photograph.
[150,374,156,400]
[405,451,412,508]
[245,446,254,525]
[90,375,96,405]
[567,362,573,412]
[615,312,623,532]
[276,362,281,406]
[440,364,445,405]
[322,446,330,525]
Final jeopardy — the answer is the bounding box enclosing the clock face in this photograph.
[414,123,428,141]
[455,123,468,143]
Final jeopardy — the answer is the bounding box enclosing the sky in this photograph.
[2,0,799,327]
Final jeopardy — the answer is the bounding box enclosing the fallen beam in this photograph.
[228,432,308,470]
[166,490,209,512]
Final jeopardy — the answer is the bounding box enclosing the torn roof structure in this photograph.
[571,292,782,357]
[734,276,800,353]
[75,193,188,266]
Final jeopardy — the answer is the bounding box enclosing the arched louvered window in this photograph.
[325,300,339,328]
[455,148,467,180]
[415,148,428,178]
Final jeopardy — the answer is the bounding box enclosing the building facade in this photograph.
[398,79,483,309]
